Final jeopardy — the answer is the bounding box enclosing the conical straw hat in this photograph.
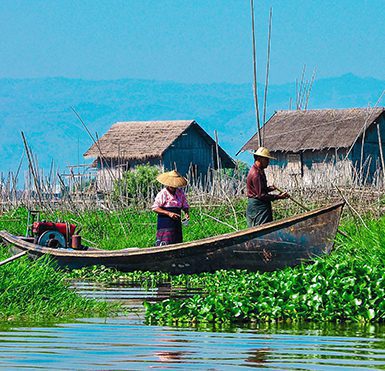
[156,170,188,188]
[251,147,276,160]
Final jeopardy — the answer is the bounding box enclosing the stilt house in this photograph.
[240,108,385,185]
[84,120,234,188]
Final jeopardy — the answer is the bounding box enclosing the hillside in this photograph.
[0,74,383,176]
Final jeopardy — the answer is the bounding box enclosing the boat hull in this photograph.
[0,202,344,274]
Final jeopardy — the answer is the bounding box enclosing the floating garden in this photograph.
[1,176,385,325]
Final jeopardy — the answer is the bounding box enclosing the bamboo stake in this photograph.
[250,0,261,146]
[297,65,306,110]
[20,131,45,209]
[70,107,117,184]
[359,111,368,183]
[0,251,27,267]
[333,183,368,229]
[304,67,317,110]
[345,91,385,161]
[201,212,238,231]
[214,130,221,171]
[262,7,273,144]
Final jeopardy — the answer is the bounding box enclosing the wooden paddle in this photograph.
[274,186,310,211]
[274,186,349,239]
[0,251,27,267]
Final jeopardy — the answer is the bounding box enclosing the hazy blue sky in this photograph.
[0,0,384,84]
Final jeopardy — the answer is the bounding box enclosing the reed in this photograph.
[1,157,385,223]
[0,245,116,322]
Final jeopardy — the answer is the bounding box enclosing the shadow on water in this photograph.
[1,280,385,370]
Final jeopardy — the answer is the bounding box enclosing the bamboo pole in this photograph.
[262,7,273,140]
[214,130,221,171]
[250,0,261,146]
[274,185,309,211]
[304,67,317,110]
[0,251,27,267]
[275,185,349,238]
[20,131,45,209]
[297,65,306,110]
[70,107,117,185]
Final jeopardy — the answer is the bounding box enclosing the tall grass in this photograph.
[0,200,250,249]
[0,246,115,322]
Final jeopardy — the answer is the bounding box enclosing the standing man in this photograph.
[246,147,289,227]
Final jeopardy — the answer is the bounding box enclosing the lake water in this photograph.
[0,281,385,370]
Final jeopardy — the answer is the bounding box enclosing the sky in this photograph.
[0,0,384,85]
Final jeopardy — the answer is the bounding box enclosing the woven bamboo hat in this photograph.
[251,147,276,160]
[156,170,188,188]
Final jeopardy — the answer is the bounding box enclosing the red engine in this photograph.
[32,222,76,238]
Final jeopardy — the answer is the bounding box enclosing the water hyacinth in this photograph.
[144,260,385,325]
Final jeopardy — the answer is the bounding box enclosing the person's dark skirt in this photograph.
[246,198,273,227]
[156,207,183,246]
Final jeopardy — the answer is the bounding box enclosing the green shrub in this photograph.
[112,164,161,205]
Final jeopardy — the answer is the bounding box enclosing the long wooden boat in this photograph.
[0,201,344,274]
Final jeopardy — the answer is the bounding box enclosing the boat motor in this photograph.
[32,221,77,248]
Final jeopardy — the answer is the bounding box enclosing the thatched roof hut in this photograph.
[240,108,385,186]
[84,120,234,173]
[240,108,385,153]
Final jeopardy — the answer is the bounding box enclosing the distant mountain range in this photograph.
[0,73,384,177]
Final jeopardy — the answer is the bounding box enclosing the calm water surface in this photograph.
[0,281,385,370]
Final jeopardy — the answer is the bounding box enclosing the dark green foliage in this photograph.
[222,160,250,178]
[144,260,385,325]
[112,164,161,205]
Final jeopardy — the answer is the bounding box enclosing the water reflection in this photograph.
[154,350,190,363]
[0,281,385,369]
[245,347,271,365]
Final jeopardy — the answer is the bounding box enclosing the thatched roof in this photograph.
[84,120,234,167]
[240,108,385,153]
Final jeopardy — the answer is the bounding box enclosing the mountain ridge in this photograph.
[0,74,383,176]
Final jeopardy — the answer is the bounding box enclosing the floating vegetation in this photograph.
[2,194,385,325]
[68,266,171,288]
[142,215,385,325]
[144,260,385,325]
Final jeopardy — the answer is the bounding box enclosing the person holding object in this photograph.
[152,170,190,246]
[246,147,289,227]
